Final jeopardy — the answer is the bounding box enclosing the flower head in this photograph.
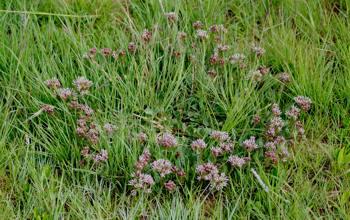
[135,149,151,171]
[277,72,291,83]
[93,149,108,163]
[294,96,312,111]
[252,45,265,56]
[129,173,154,194]
[243,136,258,151]
[229,53,245,64]
[164,180,176,191]
[57,88,73,100]
[128,42,137,53]
[191,139,207,151]
[137,132,148,143]
[81,147,90,158]
[196,30,208,40]
[101,48,112,56]
[220,142,233,152]
[41,104,55,114]
[210,173,228,191]
[151,159,173,177]
[73,76,92,95]
[103,123,116,135]
[228,155,247,168]
[45,78,61,89]
[157,132,177,148]
[211,147,223,157]
[141,29,152,43]
[196,163,219,181]
[286,106,300,120]
[192,21,203,29]
[271,103,281,116]
[178,32,187,40]
[210,130,229,142]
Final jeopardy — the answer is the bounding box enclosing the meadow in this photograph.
[0,0,350,219]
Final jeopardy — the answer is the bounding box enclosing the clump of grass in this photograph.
[0,0,349,219]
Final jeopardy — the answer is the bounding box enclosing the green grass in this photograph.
[0,0,350,219]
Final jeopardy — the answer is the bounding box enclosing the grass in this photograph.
[0,0,350,219]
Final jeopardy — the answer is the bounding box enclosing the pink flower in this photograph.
[80,104,94,117]
[229,53,245,64]
[81,147,90,158]
[295,120,305,136]
[210,130,229,142]
[210,173,228,191]
[258,66,270,75]
[137,132,148,143]
[196,163,219,181]
[269,117,284,133]
[243,136,258,151]
[164,180,176,191]
[209,24,226,33]
[57,88,73,100]
[220,142,233,152]
[141,29,152,43]
[264,142,276,150]
[93,149,108,163]
[178,32,187,40]
[271,103,281,116]
[274,136,286,145]
[128,42,137,53]
[73,76,92,95]
[252,114,261,125]
[103,123,115,135]
[192,21,203,29]
[252,45,265,56]
[151,159,173,177]
[265,151,278,164]
[191,139,206,151]
[211,147,223,157]
[209,53,219,65]
[41,104,55,114]
[86,126,99,144]
[277,72,291,83]
[129,173,154,194]
[286,106,300,120]
[196,30,208,40]
[135,149,151,171]
[217,44,230,52]
[101,48,112,56]
[294,96,312,111]
[228,155,246,168]
[45,78,61,89]
[83,47,97,59]
[157,133,177,148]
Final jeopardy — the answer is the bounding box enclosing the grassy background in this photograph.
[0,0,350,219]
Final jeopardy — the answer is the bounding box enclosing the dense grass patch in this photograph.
[0,0,350,219]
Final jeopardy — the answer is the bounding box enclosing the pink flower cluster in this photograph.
[151,159,173,177]
[228,155,248,168]
[196,163,228,191]
[243,136,258,151]
[80,147,108,164]
[191,139,207,151]
[210,130,229,142]
[73,76,92,95]
[129,173,155,195]
[157,132,177,148]
[294,96,312,111]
